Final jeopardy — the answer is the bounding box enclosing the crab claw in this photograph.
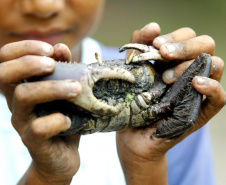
[119,43,169,64]
[152,53,212,140]
[70,64,135,116]
[34,62,135,117]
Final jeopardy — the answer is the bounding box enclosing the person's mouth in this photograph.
[10,28,71,45]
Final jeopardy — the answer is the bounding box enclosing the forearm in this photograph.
[18,162,72,185]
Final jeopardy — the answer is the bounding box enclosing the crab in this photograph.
[31,43,212,140]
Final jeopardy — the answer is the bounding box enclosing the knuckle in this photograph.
[30,120,47,139]
[210,80,219,91]
[20,55,36,66]
[0,64,7,85]
[0,44,9,61]
[14,84,29,104]
[10,115,20,134]
[20,55,46,73]
[24,40,34,53]
[49,81,65,96]
[208,80,224,104]
[21,133,29,146]
[131,30,139,42]
[50,81,71,98]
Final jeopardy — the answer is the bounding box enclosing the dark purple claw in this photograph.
[153,53,212,139]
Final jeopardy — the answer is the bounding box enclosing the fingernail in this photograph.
[164,44,176,54]
[195,76,207,85]
[141,23,149,31]
[65,116,72,127]
[41,56,54,68]
[67,81,81,96]
[155,36,166,44]
[141,22,159,31]
[42,43,52,55]
[164,69,175,82]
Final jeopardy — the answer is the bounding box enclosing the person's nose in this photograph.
[20,0,65,18]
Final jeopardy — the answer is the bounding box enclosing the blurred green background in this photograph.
[92,0,226,184]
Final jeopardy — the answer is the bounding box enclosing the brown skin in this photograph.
[0,0,104,184]
[0,1,225,185]
[117,23,226,185]
[0,0,104,61]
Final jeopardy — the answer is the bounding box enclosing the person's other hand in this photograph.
[117,23,226,185]
[0,40,81,185]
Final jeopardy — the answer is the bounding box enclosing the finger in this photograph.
[0,56,55,85]
[192,76,226,127]
[13,80,82,118]
[211,56,224,82]
[162,56,224,84]
[130,22,161,45]
[52,43,72,62]
[162,60,192,84]
[24,113,72,143]
[127,23,160,58]
[171,77,226,143]
[159,35,215,60]
[153,27,196,48]
[0,40,54,62]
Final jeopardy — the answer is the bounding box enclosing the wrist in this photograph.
[18,162,73,185]
[117,137,168,185]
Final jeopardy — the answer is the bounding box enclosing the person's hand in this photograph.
[116,22,226,185]
[0,40,81,185]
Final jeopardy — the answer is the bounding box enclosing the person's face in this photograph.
[0,0,105,48]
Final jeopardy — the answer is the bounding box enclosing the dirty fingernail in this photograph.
[164,69,175,82]
[68,81,81,96]
[42,43,52,55]
[65,116,72,128]
[155,36,166,44]
[164,44,176,54]
[41,56,54,68]
[195,76,207,85]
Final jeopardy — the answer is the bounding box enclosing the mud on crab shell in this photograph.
[30,43,212,140]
